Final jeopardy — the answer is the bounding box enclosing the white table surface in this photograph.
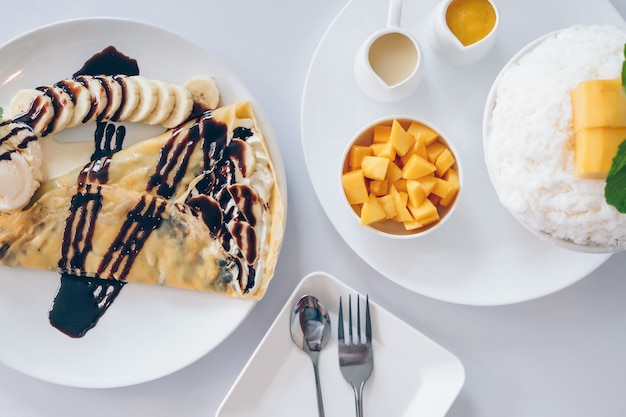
[1,0,626,416]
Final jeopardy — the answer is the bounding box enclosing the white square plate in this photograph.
[216,271,465,417]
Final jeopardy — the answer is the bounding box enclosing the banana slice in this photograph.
[184,77,220,110]
[74,75,109,124]
[6,89,54,136]
[143,80,175,125]
[161,84,193,129]
[127,76,158,123]
[5,89,38,119]
[114,75,141,121]
[96,75,123,121]
[54,79,91,128]
[42,85,75,134]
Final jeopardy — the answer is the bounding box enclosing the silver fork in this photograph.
[338,294,374,417]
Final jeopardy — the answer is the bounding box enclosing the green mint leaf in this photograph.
[606,43,626,212]
[605,140,626,212]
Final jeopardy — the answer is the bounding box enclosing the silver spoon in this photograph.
[290,295,331,417]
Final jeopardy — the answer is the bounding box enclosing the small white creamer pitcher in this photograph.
[354,0,424,102]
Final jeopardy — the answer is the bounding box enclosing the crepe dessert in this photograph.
[0,46,285,336]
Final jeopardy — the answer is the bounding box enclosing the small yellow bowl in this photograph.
[340,116,463,239]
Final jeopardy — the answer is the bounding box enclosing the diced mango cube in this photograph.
[377,194,397,219]
[571,79,626,132]
[360,193,387,225]
[407,122,439,145]
[393,179,407,192]
[397,190,409,206]
[440,168,460,207]
[426,142,447,163]
[418,175,437,195]
[435,148,456,176]
[388,187,412,222]
[369,179,389,196]
[408,199,440,226]
[400,138,428,165]
[431,177,452,198]
[373,125,392,143]
[348,145,373,170]
[342,169,369,205]
[361,155,390,181]
[393,194,414,222]
[377,140,396,160]
[390,119,415,156]
[574,127,626,178]
[386,160,403,183]
[403,220,422,231]
[395,207,414,223]
[406,179,427,207]
[371,140,396,160]
[402,154,436,179]
[369,143,386,156]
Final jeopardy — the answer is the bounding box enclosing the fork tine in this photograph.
[356,295,362,343]
[365,294,371,343]
[348,295,353,344]
[338,296,345,342]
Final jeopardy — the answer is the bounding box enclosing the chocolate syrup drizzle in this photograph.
[10,46,265,337]
[50,118,129,337]
[0,122,38,161]
[184,118,262,293]
[12,94,51,135]
[147,122,203,199]
[49,47,141,337]
[73,45,139,78]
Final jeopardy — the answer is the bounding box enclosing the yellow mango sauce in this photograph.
[445,0,496,46]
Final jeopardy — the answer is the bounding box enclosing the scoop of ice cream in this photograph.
[0,122,43,211]
[0,152,39,211]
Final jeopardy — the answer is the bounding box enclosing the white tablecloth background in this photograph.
[1,0,626,416]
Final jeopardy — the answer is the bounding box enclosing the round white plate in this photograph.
[0,17,286,388]
[301,0,613,306]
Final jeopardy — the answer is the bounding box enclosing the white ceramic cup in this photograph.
[354,0,424,102]
[427,0,499,66]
